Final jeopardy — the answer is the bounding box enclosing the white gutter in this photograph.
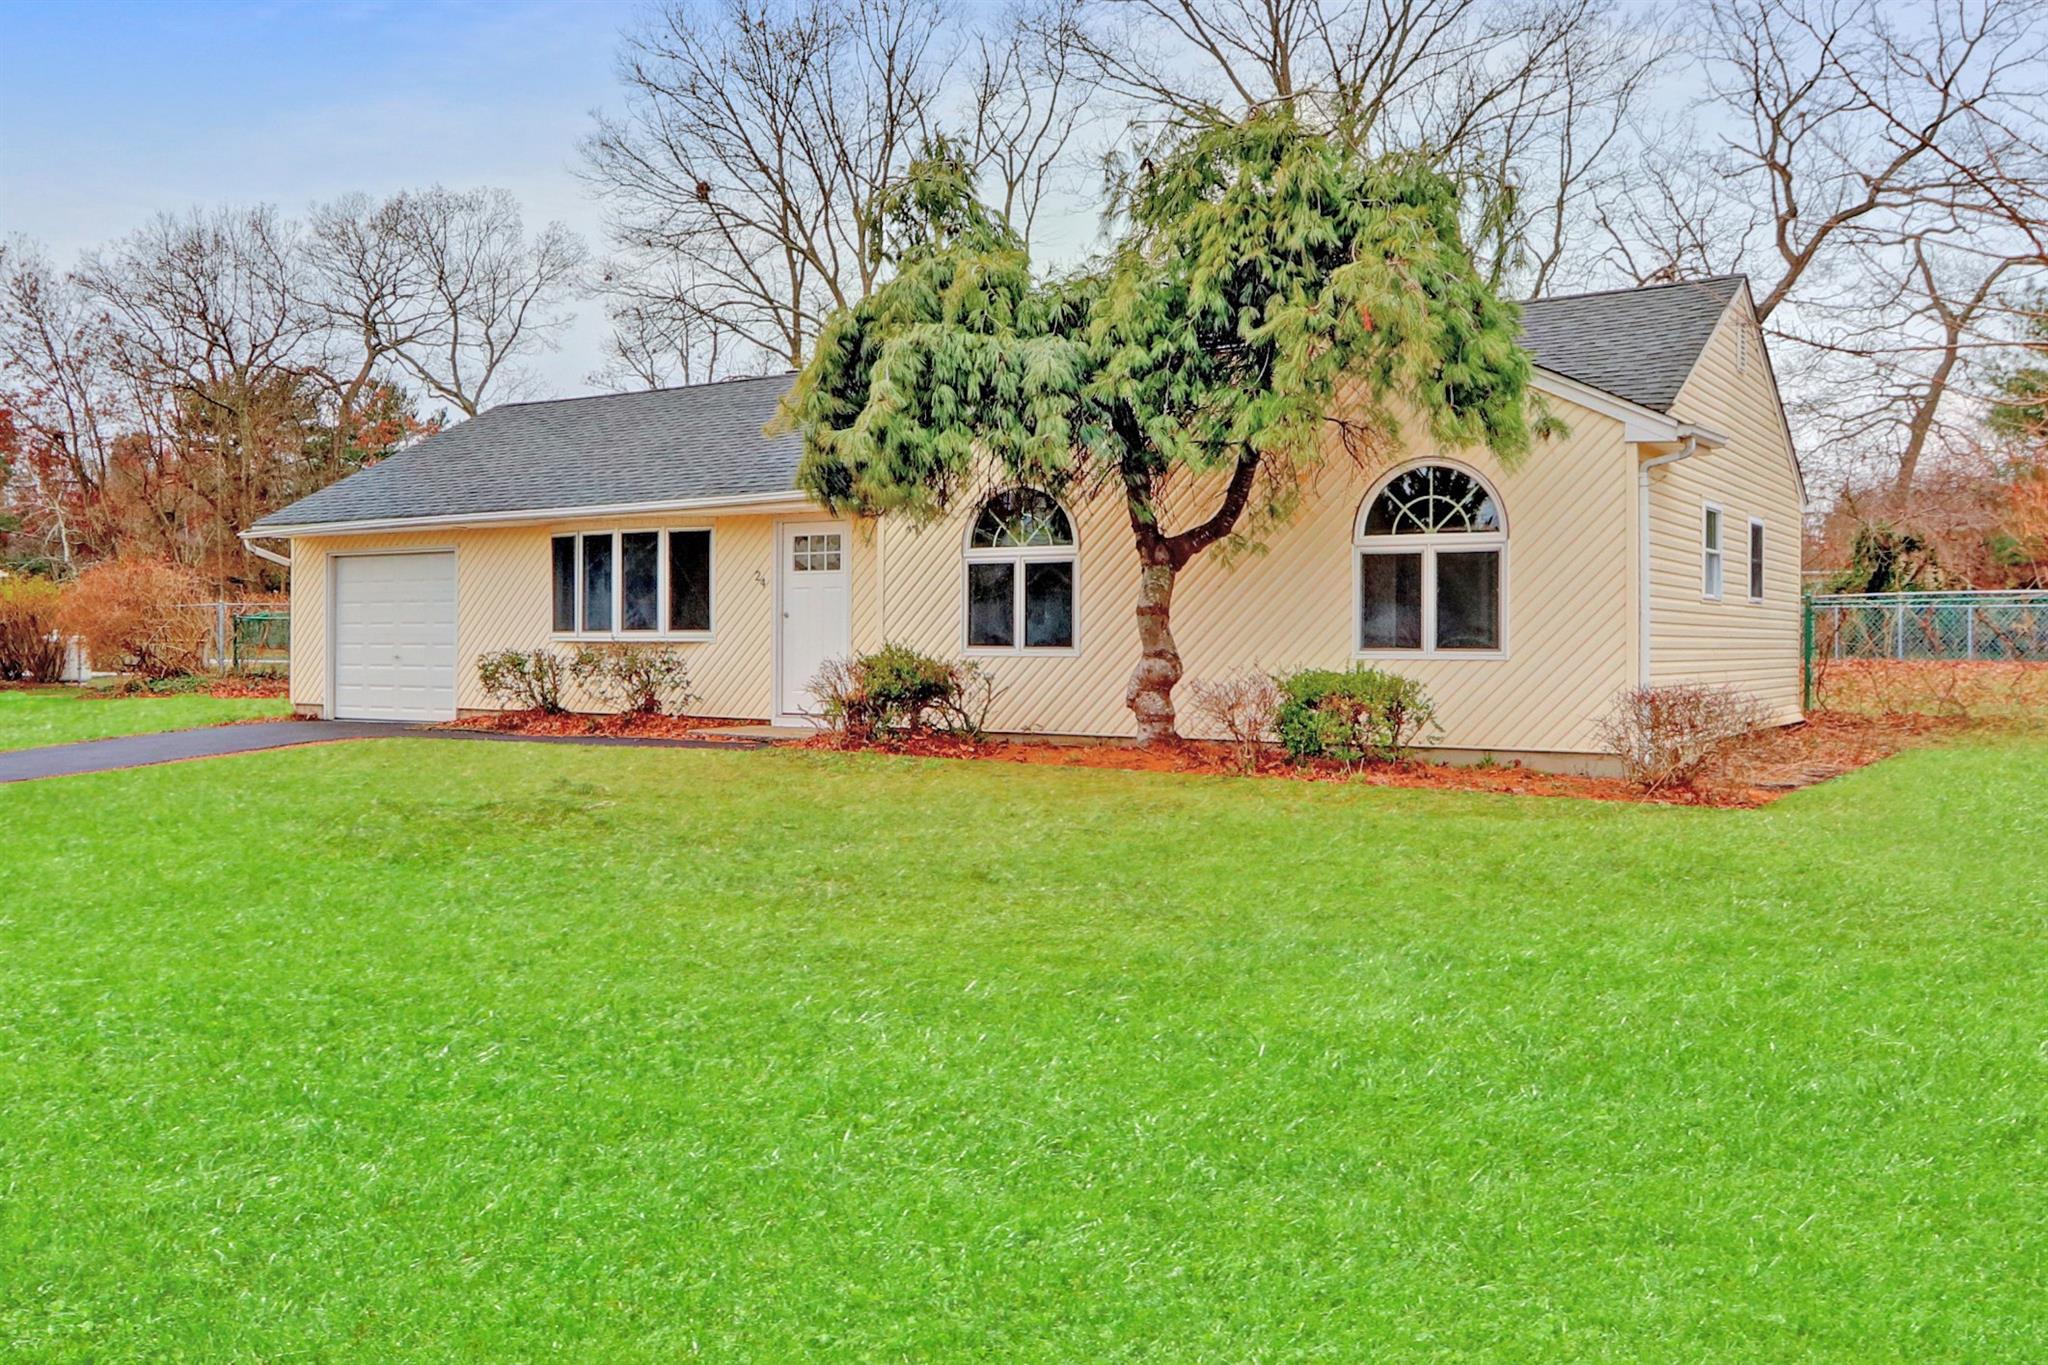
[1636,427,1721,685]
[241,535,292,569]
[245,488,818,540]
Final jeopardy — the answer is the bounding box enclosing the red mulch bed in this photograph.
[797,708,2012,807]
[203,676,290,699]
[437,710,760,741]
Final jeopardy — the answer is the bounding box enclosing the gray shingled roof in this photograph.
[255,276,1746,531]
[1518,275,1745,413]
[251,372,804,531]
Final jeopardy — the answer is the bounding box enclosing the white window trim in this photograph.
[960,495,1080,656]
[551,527,716,642]
[1702,502,1725,601]
[1746,516,1766,602]
[1352,461,1509,660]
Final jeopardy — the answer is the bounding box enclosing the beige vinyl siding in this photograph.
[289,515,781,719]
[853,392,1638,755]
[1648,291,1805,720]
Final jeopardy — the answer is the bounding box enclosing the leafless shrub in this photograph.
[1598,684,1766,791]
[570,645,697,715]
[930,659,1003,741]
[55,557,208,680]
[476,648,570,714]
[1186,670,1281,773]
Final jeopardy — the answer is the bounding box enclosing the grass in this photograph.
[2,737,2042,1360]
[0,685,290,751]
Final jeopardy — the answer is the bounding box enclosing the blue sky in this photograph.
[1,0,642,393]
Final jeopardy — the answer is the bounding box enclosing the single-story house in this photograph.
[247,274,1804,771]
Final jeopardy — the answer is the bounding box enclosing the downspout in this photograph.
[239,532,291,570]
[1636,438,1703,686]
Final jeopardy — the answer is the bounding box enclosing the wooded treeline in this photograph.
[5,0,2045,589]
[0,190,584,589]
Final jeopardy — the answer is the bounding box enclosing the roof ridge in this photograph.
[1525,274,1746,307]
[495,370,799,412]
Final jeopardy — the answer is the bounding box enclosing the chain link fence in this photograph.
[1804,590,2048,713]
[1808,591,2048,663]
[185,601,291,672]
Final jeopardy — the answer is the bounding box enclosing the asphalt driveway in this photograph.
[0,720,772,783]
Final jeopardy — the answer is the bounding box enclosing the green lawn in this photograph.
[0,686,290,751]
[2,739,2042,1360]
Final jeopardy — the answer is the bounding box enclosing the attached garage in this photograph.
[330,551,458,722]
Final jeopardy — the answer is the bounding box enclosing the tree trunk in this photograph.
[1116,442,1265,747]
[1126,555,1182,745]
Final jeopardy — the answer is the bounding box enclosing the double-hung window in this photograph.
[551,528,713,637]
[964,489,1077,651]
[1355,464,1505,655]
[1702,504,1725,599]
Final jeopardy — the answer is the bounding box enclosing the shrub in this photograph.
[476,648,570,713]
[569,645,697,715]
[811,643,999,740]
[1275,666,1438,764]
[55,557,208,680]
[0,578,68,681]
[114,673,207,696]
[1596,684,1764,791]
[1186,670,1282,773]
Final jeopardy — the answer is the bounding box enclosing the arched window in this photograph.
[1356,464,1505,654]
[964,489,1077,651]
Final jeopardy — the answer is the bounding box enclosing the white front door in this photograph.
[777,522,851,722]
[331,551,458,722]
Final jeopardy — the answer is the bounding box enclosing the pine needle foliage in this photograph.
[779,113,1544,739]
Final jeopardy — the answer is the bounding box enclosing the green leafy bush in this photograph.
[569,646,697,715]
[1275,667,1437,764]
[812,643,999,740]
[0,578,68,681]
[476,648,569,713]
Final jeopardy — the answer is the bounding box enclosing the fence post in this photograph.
[1801,592,1814,713]
[216,601,229,671]
[1895,598,1906,659]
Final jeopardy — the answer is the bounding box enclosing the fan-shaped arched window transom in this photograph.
[1356,464,1506,655]
[964,489,1077,651]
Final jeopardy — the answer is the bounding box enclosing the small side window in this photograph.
[1748,519,1765,601]
[1702,504,1724,600]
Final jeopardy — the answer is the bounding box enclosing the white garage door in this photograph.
[332,552,458,722]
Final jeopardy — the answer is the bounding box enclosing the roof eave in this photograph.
[245,488,818,540]
[1530,368,1721,444]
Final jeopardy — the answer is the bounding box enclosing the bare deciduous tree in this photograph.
[583,0,1087,376]
[1063,0,1667,291]
[71,208,324,575]
[305,187,586,420]
[588,259,764,389]
[584,0,948,368]
[1598,0,2048,502]
[0,240,128,569]
[2,185,579,583]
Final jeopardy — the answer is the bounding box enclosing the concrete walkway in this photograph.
[0,720,776,784]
